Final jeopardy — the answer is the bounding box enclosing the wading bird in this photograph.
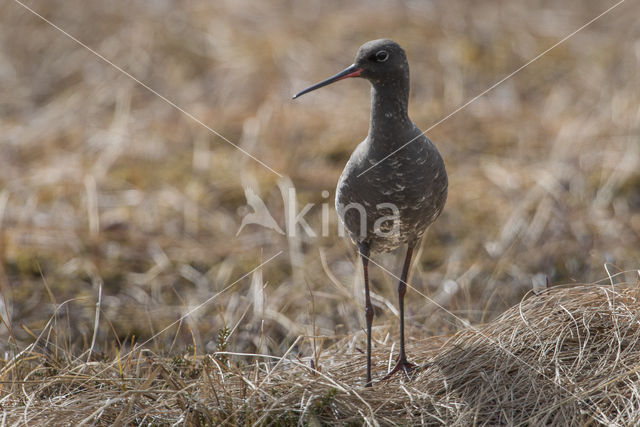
[294,39,447,386]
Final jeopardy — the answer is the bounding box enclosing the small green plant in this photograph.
[310,387,338,422]
[215,327,231,367]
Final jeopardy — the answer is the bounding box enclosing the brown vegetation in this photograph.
[2,285,640,424]
[1,0,640,424]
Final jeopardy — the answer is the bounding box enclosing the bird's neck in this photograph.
[368,81,411,145]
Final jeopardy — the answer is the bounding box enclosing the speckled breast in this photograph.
[335,136,448,253]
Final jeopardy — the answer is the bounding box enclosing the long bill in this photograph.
[292,64,363,99]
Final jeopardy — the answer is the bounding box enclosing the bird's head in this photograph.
[293,39,409,99]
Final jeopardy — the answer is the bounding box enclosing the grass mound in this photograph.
[2,284,639,425]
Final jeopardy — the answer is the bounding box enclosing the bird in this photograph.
[293,39,448,387]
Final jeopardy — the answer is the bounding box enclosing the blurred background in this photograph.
[1,0,639,359]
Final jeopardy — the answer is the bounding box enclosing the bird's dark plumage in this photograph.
[294,39,448,386]
[334,39,447,251]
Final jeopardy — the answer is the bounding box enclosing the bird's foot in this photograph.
[379,356,417,383]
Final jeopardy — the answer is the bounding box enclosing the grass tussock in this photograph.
[2,284,639,425]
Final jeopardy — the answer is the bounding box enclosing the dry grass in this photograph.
[1,0,640,424]
[2,284,639,425]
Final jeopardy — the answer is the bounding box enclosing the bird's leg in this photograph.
[381,242,417,382]
[359,242,374,387]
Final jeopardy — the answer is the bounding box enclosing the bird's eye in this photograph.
[375,50,389,62]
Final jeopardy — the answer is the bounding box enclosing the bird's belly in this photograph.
[335,169,447,253]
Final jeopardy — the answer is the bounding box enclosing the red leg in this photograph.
[381,242,417,381]
[358,243,374,387]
